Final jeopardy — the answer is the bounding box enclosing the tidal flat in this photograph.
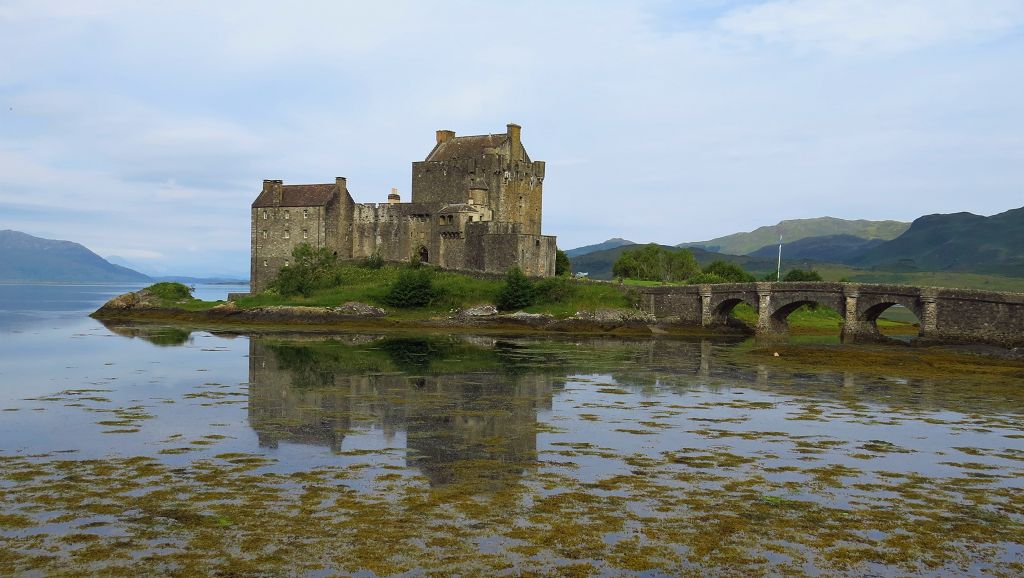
[1,317,1023,576]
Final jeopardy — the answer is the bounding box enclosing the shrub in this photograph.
[782,268,824,282]
[271,244,340,297]
[362,251,385,270]
[534,276,576,304]
[383,268,438,308]
[611,244,699,282]
[495,267,536,311]
[555,249,571,277]
[146,282,193,300]
[701,260,756,283]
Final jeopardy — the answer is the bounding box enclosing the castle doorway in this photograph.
[418,246,429,264]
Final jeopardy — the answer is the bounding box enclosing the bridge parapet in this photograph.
[634,282,1024,348]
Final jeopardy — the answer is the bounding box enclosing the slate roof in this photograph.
[426,133,507,161]
[438,203,483,214]
[252,184,336,208]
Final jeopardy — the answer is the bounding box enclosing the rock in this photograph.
[570,309,656,323]
[331,302,387,317]
[101,291,140,311]
[210,302,240,314]
[507,311,552,321]
[462,304,498,317]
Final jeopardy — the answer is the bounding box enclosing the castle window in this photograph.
[263,260,267,267]
[447,215,454,224]
[284,230,290,239]
[284,210,290,220]
[303,209,308,219]
[439,216,445,225]
[284,260,289,267]
[303,229,308,239]
[262,230,268,239]
[535,239,540,248]
[262,210,268,220]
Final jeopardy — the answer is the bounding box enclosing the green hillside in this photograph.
[854,207,1024,276]
[564,238,636,258]
[0,230,151,283]
[748,234,885,264]
[680,217,909,256]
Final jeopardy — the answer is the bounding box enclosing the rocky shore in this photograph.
[90,287,709,335]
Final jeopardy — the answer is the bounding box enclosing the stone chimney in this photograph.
[265,179,283,206]
[436,130,455,144]
[506,123,521,157]
[336,176,347,193]
[388,187,400,204]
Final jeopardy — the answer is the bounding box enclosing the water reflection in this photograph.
[248,336,560,488]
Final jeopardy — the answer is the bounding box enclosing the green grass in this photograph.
[231,265,630,319]
[142,282,223,312]
[730,303,917,334]
[804,265,1024,293]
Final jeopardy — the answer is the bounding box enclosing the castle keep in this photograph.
[250,123,556,292]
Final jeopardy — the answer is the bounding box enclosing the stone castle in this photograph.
[250,123,556,291]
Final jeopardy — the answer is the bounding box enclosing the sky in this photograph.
[1,0,1022,278]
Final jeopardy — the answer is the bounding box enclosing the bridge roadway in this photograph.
[634,282,1024,348]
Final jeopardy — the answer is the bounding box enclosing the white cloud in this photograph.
[719,0,1024,54]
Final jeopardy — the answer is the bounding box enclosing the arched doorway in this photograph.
[418,246,429,264]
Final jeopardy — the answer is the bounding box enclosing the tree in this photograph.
[782,268,823,282]
[271,244,339,297]
[555,249,571,277]
[700,260,756,283]
[383,268,437,308]
[611,244,699,282]
[495,267,536,311]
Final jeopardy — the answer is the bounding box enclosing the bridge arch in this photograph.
[859,298,924,339]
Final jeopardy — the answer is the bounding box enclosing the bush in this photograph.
[611,244,699,282]
[383,268,438,308]
[782,268,824,282]
[534,276,576,304]
[146,282,193,300]
[271,244,340,297]
[555,249,571,277]
[701,260,756,283]
[362,252,385,270]
[495,267,536,311]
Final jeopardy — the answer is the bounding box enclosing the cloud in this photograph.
[1,1,1022,274]
[719,0,1024,54]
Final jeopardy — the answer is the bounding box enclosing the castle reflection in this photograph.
[247,335,560,487]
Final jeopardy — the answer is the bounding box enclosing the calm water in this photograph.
[0,284,1022,576]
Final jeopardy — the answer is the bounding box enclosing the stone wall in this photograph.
[251,203,332,293]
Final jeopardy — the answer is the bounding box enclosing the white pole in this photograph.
[776,234,783,282]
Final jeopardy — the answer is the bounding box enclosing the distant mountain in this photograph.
[748,234,885,264]
[0,230,151,282]
[680,217,909,256]
[564,238,636,258]
[570,243,779,280]
[854,207,1024,276]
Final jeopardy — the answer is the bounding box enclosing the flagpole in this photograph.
[776,234,783,282]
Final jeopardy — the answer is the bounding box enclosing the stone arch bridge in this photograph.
[635,282,1024,348]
